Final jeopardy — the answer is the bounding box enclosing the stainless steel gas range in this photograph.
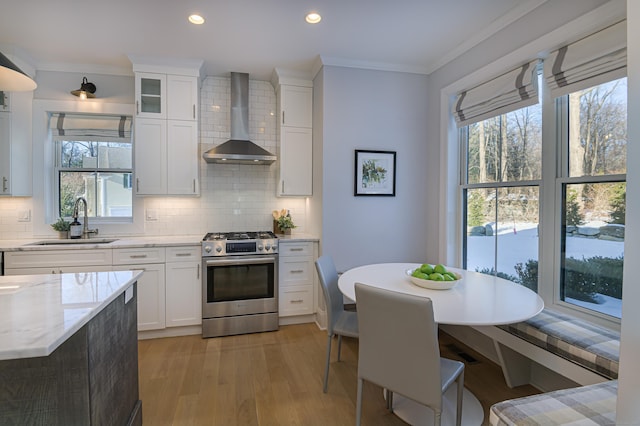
[201,231,279,338]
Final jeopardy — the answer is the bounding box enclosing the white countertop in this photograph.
[339,263,544,326]
[0,234,319,252]
[0,270,143,361]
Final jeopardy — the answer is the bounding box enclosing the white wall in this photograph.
[315,65,429,273]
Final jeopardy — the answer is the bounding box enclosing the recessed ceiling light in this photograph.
[305,12,321,24]
[188,14,205,25]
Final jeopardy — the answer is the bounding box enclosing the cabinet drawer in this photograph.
[4,265,112,275]
[4,249,112,269]
[166,246,200,262]
[113,247,166,265]
[279,241,313,257]
[279,286,314,316]
[280,258,313,287]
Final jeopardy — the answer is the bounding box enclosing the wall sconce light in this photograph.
[0,51,37,91]
[71,77,96,99]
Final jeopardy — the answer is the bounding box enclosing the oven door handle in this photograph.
[204,256,277,267]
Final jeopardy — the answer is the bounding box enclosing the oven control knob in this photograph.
[215,246,222,253]
[258,244,264,251]
[265,244,271,251]
[204,245,212,253]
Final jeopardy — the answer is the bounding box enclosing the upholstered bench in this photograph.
[472,308,620,387]
[498,309,620,380]
[490,379,617,425]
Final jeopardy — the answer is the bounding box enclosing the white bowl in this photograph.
[405,268,462,290]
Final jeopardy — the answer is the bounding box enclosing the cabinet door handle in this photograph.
[193,179,196,193]
[136,100,139,115]
[281,181,285,193]
[282,110,285,125]
[193,104,196,119]
[290,248,304,252]
[2,176,7,193]
[290,299,304,303]
[129,254,148,259]
[136,178,140,192]
[197,264,200,279]
[175,253,192,257]
[290,269,304,273]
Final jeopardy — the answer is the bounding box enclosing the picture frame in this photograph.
[354,150,396,196]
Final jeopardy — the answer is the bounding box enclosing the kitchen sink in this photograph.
[26,238,119,246]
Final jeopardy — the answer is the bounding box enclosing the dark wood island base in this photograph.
[0,282,142,426]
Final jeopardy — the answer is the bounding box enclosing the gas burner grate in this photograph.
[203,231,278,241]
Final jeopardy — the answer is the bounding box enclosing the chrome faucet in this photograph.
[72,197,99,239]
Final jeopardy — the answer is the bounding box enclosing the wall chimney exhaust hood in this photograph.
[203,72,276,165]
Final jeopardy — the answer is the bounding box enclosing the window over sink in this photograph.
[50,113,133,221]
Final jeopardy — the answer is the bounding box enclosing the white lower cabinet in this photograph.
[5,265,112,275]
[113,247,167,331]
[165,246,201,327]
[3,249,113,275]
[278,241,317,318]
[3,243,203,334]
[129,263,166,331]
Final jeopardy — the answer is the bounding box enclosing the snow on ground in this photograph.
[467,222,624,317]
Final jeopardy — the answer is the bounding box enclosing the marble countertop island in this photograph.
[0,270,143,361]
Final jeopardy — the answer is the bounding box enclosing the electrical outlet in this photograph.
[145,209,158,221]
[17,210,31,222]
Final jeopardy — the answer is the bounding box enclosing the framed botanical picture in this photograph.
[354,150,396,196]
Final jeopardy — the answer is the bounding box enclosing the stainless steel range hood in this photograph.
[203,72,276,165]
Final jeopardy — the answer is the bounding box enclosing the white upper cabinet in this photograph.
[167,120,198,195]
[167,75,198,121]
[275,80,313,197]
[135,72,167,119]
[130,58,203,196]
[279,85,312,128]
[0,91,32,196]
[134,118,167,195]
[279,127,312,196]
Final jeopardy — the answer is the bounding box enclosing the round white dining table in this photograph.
[338,263,544,426]
[338,263,544,326]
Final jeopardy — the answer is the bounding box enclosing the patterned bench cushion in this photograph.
[490,380,617,426]
[498,309,619,379]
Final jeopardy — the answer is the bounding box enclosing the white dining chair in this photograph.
[354,282,464,426]
[315,255,359,393]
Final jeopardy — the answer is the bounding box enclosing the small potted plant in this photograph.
[51,218,71,239]
[272,209,296,235]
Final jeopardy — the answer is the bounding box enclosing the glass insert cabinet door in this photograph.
[135,72,166,119]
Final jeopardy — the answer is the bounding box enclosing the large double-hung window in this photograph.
[548,21,627,318]
[50,113,133,220]
[455,20,626,320]
[456,61,542,292]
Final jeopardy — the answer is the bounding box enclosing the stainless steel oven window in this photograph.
[207,262,275,302]
[204,256,277,303]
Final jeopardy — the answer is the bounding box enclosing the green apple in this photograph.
[420,263,434,274]
[434,264,448,274]
[412,269,429,280]
[429,272,444,281]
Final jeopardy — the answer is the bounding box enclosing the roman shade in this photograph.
[453,59,539,127]
[49,113,132,141]
[544,20,626,99]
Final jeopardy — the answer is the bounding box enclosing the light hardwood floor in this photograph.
[138,323,539,425]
